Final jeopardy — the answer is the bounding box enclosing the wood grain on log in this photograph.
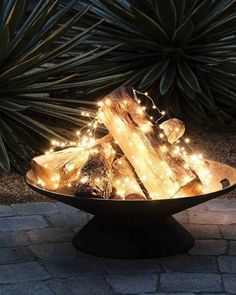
[112,156,146,200]
[99,88,201,199]
[32,134,112,191]
[75,143,115,198]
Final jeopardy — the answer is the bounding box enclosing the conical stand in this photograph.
[72,216,194,259]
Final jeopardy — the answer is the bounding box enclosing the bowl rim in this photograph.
[25,160,236,203]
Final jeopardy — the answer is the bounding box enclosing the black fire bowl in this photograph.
[26,160,236,259]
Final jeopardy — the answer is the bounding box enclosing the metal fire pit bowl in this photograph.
[26,160,236,259]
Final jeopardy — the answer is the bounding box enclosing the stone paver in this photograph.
[188,211,236,224]
[0,205,14,217]
[28,227,74,244]
[220,224,236,240]
[188,239,227,255]
[218,256,236,273]
[0,282,54,295]
[11,202,58,215]
[159,254,218,273]
[228,241,236,255]
[173,211,188,224]
[41,255,106,279]
[207,199,236,211]
[184,224,221,239]
[107,274,157,294]
[29,242,77,260]
[0,231,30,247]
[101,258,162,274]
[0,262,50,283]
[48,277,114,295]
[0,247,35,264]
[0,198,235,294]
[159,273,223,293]
[0,216,48,232]
[45,212,88,228]
[55,203,80,214]
[222,274,236,293]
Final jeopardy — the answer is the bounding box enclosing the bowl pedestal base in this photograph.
[72,216,194,259]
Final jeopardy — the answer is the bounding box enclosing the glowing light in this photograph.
[66,164,75,172]
[137,107,143,115]
[140,122,152,133]
[160,145,167,153]
[185,138,190,143]
[105,98,111,105]
[80,176,88,183]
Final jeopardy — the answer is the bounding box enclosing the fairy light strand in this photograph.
[38,88,211,197]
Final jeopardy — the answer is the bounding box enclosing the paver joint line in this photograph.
[0,199,235,294]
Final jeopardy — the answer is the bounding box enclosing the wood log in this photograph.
[160,118,185,144]
[75,143,115,198]
[112,156,146,200]
[32,134,112,191]
[98,88,202,199]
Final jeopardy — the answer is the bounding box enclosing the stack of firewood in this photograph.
[31,89,204,200]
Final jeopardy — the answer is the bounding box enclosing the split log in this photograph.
[160,118,185,144]
[32,134,112,191]
[175,175,203,197]
[98,88,202,199]
[112,156,146,200]
[75,143,115,198]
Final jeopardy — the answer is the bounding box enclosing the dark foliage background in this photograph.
[73,0,236,124]
[0,0,115,171]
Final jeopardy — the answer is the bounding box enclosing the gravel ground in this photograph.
[0,123,235,204]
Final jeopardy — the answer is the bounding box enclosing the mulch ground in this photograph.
[0,122,235,204]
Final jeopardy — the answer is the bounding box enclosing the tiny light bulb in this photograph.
[161,110,166,115]
[185,138,190,143]
[105,98,111,105]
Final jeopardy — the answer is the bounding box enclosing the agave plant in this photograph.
[0,0,120,171]
[77,0,236,123]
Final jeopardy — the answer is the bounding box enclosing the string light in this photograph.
[38,87,211,199]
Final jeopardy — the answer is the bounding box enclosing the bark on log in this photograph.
[32,134,112,191]
[75,143,115,198]
[99,88,202,199]
[112,156,146,200]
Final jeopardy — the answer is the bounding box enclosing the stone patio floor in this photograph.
[0,199,235,295]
